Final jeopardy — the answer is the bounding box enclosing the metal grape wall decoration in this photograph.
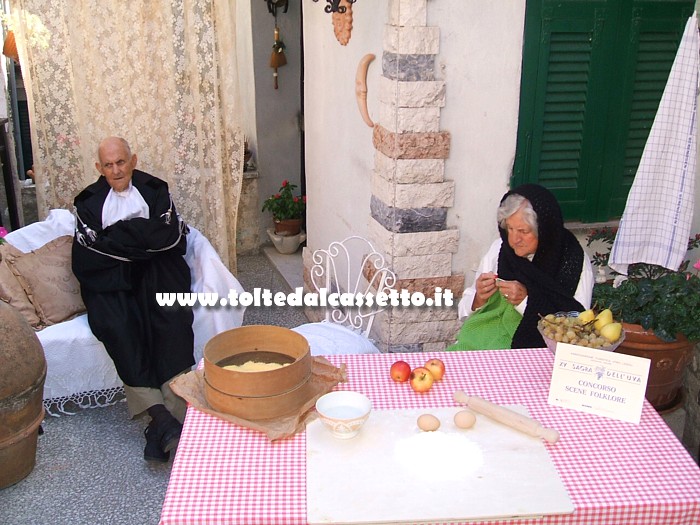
[331,0,353,45]
[312,0,357,45]
[312,0,357,13]
[265,0,288,16]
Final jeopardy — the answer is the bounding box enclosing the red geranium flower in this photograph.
[262,181,306,221]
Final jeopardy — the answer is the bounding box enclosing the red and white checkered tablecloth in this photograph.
[159,349,700,525]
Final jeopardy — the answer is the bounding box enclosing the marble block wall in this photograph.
[367,0,463,352]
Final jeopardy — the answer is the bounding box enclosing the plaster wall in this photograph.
[303,0,527,292]
[431,0,526,286]
[302,0,386,252]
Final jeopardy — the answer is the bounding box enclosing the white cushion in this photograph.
[5,209,76,251]
[292,321,380,356]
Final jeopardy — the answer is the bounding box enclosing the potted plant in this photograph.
[262,180,306,236]
[586,227,700,411]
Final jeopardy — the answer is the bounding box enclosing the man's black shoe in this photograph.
[158,416,183,454]
[144,424,170,463]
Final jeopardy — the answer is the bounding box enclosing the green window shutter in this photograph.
[599,3,694,219]
[513,0,694,222]
[514,1,614,221]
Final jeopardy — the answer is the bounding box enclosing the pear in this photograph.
[578,309,596,324]
[594,308,614,331]
[600,322,622,343]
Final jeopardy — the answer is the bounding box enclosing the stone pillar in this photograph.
[368,0,463,352]
[21,184,38,226]
[236,170,261,256]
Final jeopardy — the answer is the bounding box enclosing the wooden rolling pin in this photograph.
[454,390,560,444]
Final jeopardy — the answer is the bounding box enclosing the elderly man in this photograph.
[72,137,193,462]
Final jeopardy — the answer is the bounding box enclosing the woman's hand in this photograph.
[496,279,527,306]
[472,272,498,309]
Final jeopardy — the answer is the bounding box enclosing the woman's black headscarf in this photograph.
[497,184,585,348]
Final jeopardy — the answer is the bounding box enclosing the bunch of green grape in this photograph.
[538,314,611,349]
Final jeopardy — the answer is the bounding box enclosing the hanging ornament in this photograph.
[270,26,287,90]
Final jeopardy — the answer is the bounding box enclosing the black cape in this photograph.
[72,170,194,388]
[496,184,585,348]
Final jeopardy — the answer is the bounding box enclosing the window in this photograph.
[512,0,694,222]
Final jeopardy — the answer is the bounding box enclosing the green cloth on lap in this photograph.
[446,292,522,351]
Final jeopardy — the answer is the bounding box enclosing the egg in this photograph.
[454,409,476,429]
[417,413,440,432]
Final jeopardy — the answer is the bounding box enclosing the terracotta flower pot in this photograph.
[617,323,695,412]
[274,218,302,236]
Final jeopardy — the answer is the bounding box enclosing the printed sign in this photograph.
[548,343,651,424]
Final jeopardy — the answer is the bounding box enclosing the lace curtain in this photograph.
[8,0,244,271]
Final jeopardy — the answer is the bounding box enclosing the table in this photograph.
[159,349,700,524]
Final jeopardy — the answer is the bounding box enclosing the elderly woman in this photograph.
[455,184,594,349]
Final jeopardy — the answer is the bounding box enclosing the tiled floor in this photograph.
[0,249,693,525]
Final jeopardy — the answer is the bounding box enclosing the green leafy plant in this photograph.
[587,227,700,341]
[261,180,306,221]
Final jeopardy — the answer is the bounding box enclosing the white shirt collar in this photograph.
[102,182,150,228]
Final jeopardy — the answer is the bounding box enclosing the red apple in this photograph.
[409,367,434,393]
[390,360,411,383]
[424,358,445,381]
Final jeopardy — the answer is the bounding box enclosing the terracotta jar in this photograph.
[2,30,19,63]
[0,301,46,488]
[617,323,694,412]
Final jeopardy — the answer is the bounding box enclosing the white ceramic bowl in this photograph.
[315,391,372,439]
[537,311,625,353]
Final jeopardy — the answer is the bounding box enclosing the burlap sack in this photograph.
[171,356,347,441]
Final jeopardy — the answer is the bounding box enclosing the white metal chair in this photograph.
[292,236,396,355]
